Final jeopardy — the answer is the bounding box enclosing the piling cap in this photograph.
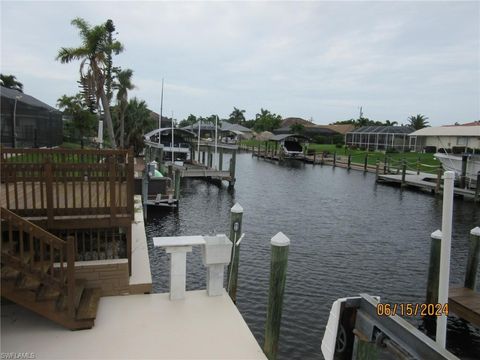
[271,232,290,247]
[231,203,244,214]
[443,171,455,179]
[471,227,480,236]
[431,229,443,240]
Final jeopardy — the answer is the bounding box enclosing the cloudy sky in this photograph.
[1,1,479,126]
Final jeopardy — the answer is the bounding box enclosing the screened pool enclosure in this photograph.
[345,126,415,152]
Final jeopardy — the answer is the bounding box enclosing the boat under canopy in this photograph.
[268,134,310,158]
[435,152,480,186]
[144,128,196,163]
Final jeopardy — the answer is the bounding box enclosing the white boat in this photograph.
[434,152,480,184]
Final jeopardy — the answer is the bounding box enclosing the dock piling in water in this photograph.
[347,153,351,170]
[424,229,442,334]
[401,159,407,187]
[460,154,468,189]
[263,232,290,360]
[174,169,181,201]
[465,227,480,290]
[227,203,243,303]
[364,153,368,172]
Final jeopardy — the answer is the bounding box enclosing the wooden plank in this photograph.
[76,288,102,320]
[449,287,480,327]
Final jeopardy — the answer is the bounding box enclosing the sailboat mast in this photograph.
[171,111,174,163]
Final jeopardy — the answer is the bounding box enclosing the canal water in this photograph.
[145,152,480,359]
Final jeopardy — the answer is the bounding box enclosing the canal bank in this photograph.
[145,153,480,359]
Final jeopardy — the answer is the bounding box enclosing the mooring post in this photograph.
[383,154,387,174]
[435,168,442,195]
[401,159,407,187]
[465,227,480,290]
[333,152,336,167]
[363,153,368,172]
[219,148,224,171]
[424,229,442,335]
[229,151,237,187]
[227,203,243,303]
[476,172,480,203]
[263,232,290,360]
[321,152,325,165]
[417,157,421,175]
[313,152,316,164]
[208,152,213,168]
[174,169,181,200]
[375,161,380,182]
[347,153,351,170]
[202,151,206,165]
[460,154,468,189]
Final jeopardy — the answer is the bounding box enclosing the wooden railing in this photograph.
[0,148,134,227]
[1,207,76,317]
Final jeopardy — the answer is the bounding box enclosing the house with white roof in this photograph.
[409,122,480,153]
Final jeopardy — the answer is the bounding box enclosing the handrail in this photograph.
[1,207,76,318]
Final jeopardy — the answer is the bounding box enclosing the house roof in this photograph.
[316,124,355,135]
[1,86,59,112]
[410,125,480,137]
[269,134,311,142]
[280,117,313,128]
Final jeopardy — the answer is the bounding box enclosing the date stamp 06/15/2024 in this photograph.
[376,303,449,317]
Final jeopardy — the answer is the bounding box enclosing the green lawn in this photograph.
[240,140,440,173]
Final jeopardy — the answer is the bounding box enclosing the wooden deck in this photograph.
[378,173,476,198]
[449,287,480,327]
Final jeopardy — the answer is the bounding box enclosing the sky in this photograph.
[1,1,479,126]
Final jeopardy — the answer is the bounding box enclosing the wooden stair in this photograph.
[1,207,102,330]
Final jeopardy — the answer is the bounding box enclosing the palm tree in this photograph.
[384,120,398,126]
[56,17,123,149]
[229,107,246,124]
[124,98,156,155]
[408,114,429,130]
[113,68,134,148]
[0,74,23,92]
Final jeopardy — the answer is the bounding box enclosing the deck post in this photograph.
[219,148,224,171]
[435,167,442,195]
[364,153,368,172]
[401,159,407,187]
[227,203,243,303]
[174,169,181,200]
[166,246,192,300]
[475,172,480,202]
[263,232,290,360]
[424,229,442,334]
[333,152,336,167]
[460,154,468,189]
[347,153,351,170]
[465,227,480,290]
[44,158,54,227]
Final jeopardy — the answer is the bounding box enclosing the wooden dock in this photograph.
[377,172,477,198]
[448,287,480,327]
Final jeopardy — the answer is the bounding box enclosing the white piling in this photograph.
[436,171,454,348]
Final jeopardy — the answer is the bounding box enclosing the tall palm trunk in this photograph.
[120,104,126,148]
[99,91,117,149]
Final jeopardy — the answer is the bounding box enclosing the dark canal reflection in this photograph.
[145,153,480,360]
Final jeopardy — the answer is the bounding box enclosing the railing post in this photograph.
[127,149,134,220]
[401,159,407,187]
[263,232,290,360]
[227,203,243,303]
[424,229,442,334]
[44,159,54,228]
[67,235,76,319]
[465,227,480,290]
[109,155,116,220]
